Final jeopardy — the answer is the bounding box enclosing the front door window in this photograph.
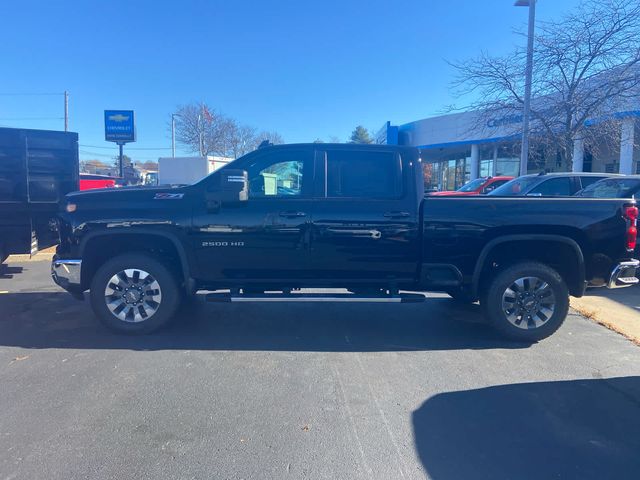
[245,152,308,198]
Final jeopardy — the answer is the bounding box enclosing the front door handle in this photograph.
[383,211,410,218]
[279,211,308,218]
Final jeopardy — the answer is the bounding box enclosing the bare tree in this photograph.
[254,131,284,146]
[80,159,108,173]
[224,123,257,158]
[173,103,228,156]
[450,0,640,169]
[174,102,284,158]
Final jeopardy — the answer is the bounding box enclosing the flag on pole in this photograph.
[202,105,213,123]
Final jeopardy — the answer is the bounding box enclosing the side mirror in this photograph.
[206,169,248,211]
[482,186,495,194]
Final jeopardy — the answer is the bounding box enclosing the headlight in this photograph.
[65,203,77,213]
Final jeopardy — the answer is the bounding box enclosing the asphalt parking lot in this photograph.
[1,260,640,480]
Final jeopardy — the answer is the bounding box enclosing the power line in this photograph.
[0,92,64,96]
[79,144,171,151]
[0,117,64,120]
[79,150,160,161]
[79,150,114,157]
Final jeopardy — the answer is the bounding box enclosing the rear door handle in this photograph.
[383,211,410,218]
[279,211,308,218]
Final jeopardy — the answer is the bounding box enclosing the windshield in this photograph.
[577,178,640,198]
[489,176,541,196]
[457,178,486,192]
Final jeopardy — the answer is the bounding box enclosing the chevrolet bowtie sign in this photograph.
[104,110,136,143]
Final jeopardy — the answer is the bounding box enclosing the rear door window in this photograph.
[325,150,402,198]
[483,179,510,193]
[490,179,510,189]
[579,176,608,189]
[579,178,640,198]
[529,177,572,196]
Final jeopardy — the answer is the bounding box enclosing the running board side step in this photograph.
[205,292,427,303]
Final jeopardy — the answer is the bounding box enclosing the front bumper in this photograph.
[607,259,640,289]
[51,257,82,291]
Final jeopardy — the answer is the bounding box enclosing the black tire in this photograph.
[482,261,569,342]
[445,288,477,303]
[90,253,181,334]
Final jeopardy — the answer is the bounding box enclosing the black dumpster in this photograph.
[0,127,79,262]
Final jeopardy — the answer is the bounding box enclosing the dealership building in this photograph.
[380,97,640,191]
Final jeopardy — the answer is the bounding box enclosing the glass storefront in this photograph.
[495,144,520,177]
[421,143,518,192]
[422,156,470,191]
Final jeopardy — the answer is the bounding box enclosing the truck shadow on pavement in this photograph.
[0,292,533,352]
[413,376,640,480]
[0,264,23,279]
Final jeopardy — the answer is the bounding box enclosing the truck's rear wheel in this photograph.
[90,254,180,334]
[482,262,569,342]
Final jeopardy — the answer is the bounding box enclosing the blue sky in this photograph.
[0,0,581,163]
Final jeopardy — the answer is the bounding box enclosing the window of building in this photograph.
[422,161,441,192]
[326,150,401,198]
[480,159,492,177]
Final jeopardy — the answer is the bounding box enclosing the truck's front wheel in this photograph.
[90,254,180,334]
[483,262,569,342]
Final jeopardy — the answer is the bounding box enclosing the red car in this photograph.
[79,173,117,191]
[429,176,514,196]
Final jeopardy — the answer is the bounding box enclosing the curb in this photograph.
[571,297,640,345]
[6,253,55,263]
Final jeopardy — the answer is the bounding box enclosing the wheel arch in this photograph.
[471,234,586,298]
[78,229,192,291]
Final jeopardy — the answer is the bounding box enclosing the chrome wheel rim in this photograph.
[104,269,162,323]
[501,276,555,330]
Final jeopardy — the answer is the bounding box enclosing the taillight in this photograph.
[624,205,638,251]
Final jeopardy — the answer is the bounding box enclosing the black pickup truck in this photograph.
[52,144,639,341]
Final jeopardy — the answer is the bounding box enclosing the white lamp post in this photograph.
[515,0,536,176]
[171,113,181,158]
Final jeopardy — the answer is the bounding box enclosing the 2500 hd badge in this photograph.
[202,241,245,247]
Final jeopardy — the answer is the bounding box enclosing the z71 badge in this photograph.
[154,193,184,200]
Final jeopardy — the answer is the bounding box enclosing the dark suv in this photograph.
[489,172,616,197]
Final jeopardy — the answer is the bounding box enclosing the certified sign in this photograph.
[104,110,136,143]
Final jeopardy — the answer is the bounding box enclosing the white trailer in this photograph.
[157,156,232,185]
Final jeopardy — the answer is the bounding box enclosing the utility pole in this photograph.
[171,114,176,157]
[118,143,124,178]
[515,0,537,176]
[198,113,204,157]
[64,90,69,131]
